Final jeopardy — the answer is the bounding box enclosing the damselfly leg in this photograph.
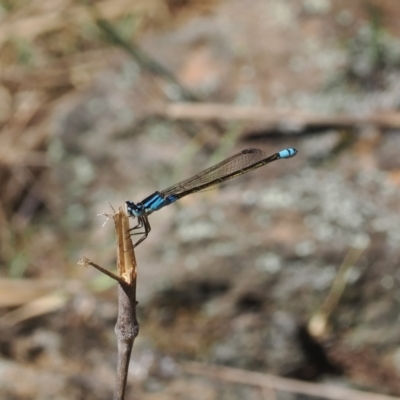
[128,215,151,248]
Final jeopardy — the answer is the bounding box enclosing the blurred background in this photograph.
[1,0,400,399]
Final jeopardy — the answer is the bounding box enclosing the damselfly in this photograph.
[126,147,297,247]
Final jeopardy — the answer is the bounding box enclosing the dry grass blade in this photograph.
[0,0,153,49]
[0,278,60,307]
[308,242,367,338]
[0,292,68,328]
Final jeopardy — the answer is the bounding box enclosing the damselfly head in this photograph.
[125,201,143,217]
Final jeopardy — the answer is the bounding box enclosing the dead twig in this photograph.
[78,207,139,400]
[182,361,400,400]
[157,102,400,131]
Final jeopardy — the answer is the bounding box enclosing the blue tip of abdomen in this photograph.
[278,148,297,159]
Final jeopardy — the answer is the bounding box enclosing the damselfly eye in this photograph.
[126,201,142,216]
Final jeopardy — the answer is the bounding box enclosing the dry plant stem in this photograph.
[114,282,138,400]
[79,208,138,400]
[308,245,365,338]
[113,208,139,400]
[159,102,400,130]
[182,362,400,400]
[319,246,365,317]
[79,258,125,284]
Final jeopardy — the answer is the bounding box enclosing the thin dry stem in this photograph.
[308,244,366,338]
[79,207,139,400]
[158,102,400,130]
[182,361,400,400]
